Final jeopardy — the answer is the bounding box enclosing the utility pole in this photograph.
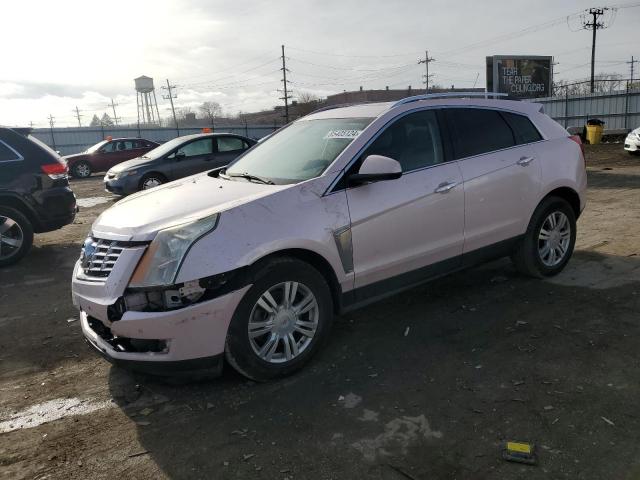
[47,114,56,150]
[418,50,435,93]
[162,79,180,135]
[583,8,606,94]
[72,106,83,127]
[279,45,292,124]
[628,55,639,86]
[109,98,121,126]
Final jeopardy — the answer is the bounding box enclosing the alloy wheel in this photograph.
[248,281,319,364]
[142,177,162,189]
[75,163,91,178]
[538,211,571,267]
[0,215,24,261]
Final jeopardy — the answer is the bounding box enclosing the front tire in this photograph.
[0,207,34,267]
[225,257,333,381]
[511,196,576,278]
[139,173,166,191]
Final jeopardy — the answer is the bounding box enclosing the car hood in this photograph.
[109,156,155,172]
[92,173,288,241]
[628,127,640,136]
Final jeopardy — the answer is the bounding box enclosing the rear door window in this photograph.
[446,108,516,159]
[501,112,543,144]
[0,141,21,162]
[217,137,246,153]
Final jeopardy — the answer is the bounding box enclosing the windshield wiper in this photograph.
[226,171,275,185]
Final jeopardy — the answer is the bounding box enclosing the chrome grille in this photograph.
[81,238,125,278]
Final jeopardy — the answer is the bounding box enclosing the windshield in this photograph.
[143,136,200,159]
[86,140,108,153]
[225,117,373,184]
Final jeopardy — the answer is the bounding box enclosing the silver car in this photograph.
[72,93,587,381]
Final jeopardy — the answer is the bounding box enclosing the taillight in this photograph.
[569,135,584,155]
[569,135,585,168]
[41,162,68,179]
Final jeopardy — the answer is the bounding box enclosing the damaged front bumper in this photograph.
[72,256,250,377]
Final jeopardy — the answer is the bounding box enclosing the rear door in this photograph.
[168,137,215,178]
[445,108,541,254]
[214,136,251,168]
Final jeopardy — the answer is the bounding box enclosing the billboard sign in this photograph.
[486,56,553,99]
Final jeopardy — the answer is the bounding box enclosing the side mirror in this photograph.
[174,151,186,161]
[348,155,402,185]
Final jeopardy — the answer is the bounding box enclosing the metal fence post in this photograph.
[564,88,569,128]
[624,81,630,131]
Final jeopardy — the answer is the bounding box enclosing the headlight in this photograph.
[115,170,137,179]
[129,214,219,288]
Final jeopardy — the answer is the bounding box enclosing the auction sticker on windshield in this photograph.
[324,129,362,139]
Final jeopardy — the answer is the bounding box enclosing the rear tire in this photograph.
[225,257,333,381]
[511,196,576,278]
[72,161,92,178]
[139,173,166,191]
[0,206,34,267]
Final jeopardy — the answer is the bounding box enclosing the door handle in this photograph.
[517,156,535,166]
[435,181,458,193]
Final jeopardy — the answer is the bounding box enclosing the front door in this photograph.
[168,137,215,179]
[345,109,465,299]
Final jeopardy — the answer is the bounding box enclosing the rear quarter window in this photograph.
[501,112,543,144]
[0,141,22,162]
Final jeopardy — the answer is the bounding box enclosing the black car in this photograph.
[104,133,257,195]
[0,127,76,266]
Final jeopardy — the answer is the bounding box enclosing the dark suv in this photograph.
[64,137,159,178]
[0,127,77,266]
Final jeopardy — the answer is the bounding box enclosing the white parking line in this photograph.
[0,397,113,433]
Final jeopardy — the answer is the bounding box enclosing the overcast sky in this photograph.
[1,0,638,128]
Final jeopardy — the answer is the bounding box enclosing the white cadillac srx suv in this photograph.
[71,94,587,381]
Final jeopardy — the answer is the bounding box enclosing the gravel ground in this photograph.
[1,144,639,480]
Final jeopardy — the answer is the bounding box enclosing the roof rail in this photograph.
[391,92,509,108]
[309,102,365,115]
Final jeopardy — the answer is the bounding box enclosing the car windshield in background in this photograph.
[225,118,373,184]
[141,136,194,159]
[85,140,108,153]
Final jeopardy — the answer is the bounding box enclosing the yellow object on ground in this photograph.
[586,124,604,145]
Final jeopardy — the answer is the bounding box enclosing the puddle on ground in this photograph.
[0,397,113,433]
[76,196,110,208]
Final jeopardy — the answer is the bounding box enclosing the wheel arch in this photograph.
[0,194,40,230]
[249,248,343,314]
[541,187,581,219]
[138,171,168,188]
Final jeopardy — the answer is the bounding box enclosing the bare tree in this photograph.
[199,101,222,126]
[294,91,322,116]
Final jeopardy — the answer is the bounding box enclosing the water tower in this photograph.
[135,76,161,125]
